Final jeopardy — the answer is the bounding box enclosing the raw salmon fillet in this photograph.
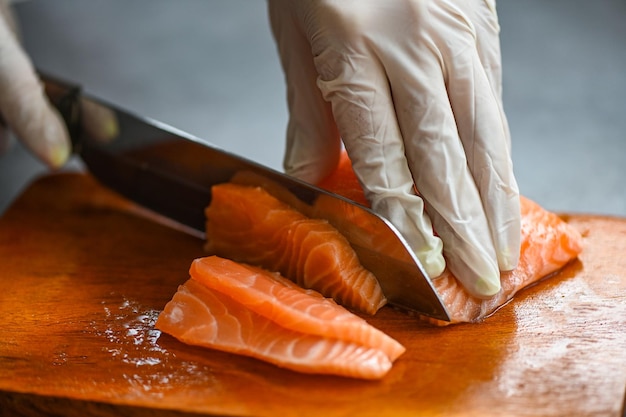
[318,151,584,324]
[156,256,405,379]
[204,183,386,315]
[429,197,583,324]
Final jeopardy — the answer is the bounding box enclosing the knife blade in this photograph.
[41,72,450,321]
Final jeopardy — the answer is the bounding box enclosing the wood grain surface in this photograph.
[0,173,624,417]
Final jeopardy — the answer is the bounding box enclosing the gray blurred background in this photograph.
[1,0,625,217]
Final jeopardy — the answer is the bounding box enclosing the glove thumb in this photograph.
[0,8,70,168]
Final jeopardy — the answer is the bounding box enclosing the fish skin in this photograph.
[156,257,404,379]
[205,183,387,315]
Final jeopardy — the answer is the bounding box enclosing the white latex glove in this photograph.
[268,0,521,298]
[0,0,70,168]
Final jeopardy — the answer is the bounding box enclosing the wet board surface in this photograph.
[0,173,624,417]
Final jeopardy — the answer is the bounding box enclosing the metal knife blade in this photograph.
[41,72,450,321]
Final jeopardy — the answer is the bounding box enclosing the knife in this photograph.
[40,72,450,321]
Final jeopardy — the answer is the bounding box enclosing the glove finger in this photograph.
[378,32,501,296]
[80,98,119,144]
[310,32,446,279]
[395,85,501,297]
[467,0,504,102]
[268,0,341,184]
[465,0,512,150]
[444,27,521,272]
[0,15,70,168]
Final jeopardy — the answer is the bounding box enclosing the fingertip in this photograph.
[441,238,502,299]
[40,108,72,169]
[80,99,119,143]
[47,137,71,169]
[104,117,119,140]
[497,246,519,272]
[471,273,502,299]
[420,246,446,279]
[24,108,72,169]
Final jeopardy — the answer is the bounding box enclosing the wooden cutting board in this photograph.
[0,173,624,417]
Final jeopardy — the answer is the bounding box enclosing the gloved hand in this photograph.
[0,0,70,168]
[268,0,521,298]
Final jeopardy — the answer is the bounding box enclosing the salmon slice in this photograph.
[428,197,584,324]
[156,256,405,379]
[189,257,405,360]
[204,183,386,315]
[318,151,584,324]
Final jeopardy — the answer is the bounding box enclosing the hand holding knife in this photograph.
[37,72,451,321]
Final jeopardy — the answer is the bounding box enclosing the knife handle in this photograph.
[39,71,83,153]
